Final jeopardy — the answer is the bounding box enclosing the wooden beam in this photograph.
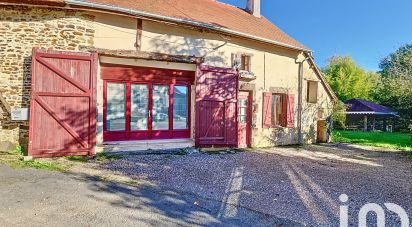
[364,115,368,131]
[80,46,203,64]
[135,19,142,51]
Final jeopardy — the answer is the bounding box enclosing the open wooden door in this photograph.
[195,65,238,147]
[28,49,97,158]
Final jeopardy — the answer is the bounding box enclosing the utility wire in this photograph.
[93,21,257,51]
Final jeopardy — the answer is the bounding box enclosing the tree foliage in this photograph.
[374,44,412,130]
[323,56,377,102]
[323,48,412,131]
[380,44,412,78]
[331,101,347,130]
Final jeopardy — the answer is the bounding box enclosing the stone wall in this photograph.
[0,6,95,150]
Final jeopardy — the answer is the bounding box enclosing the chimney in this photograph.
[246,0,261,17]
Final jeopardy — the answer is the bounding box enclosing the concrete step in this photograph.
[96,139,195,153]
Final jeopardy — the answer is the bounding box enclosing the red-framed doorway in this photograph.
[238,91,252,148]
[195,65,238,147]
[101,64,194,142]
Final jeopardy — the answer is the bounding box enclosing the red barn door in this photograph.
[28,49,97,158]
[196,65,238,147]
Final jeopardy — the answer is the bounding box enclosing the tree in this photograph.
[380,44,412,78]
[331,101,347,130]
[374,44,412,130]
[323,56,377,102]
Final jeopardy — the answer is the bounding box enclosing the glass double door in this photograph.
[104,81,189,141]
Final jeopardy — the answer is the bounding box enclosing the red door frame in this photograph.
[238,91,252,148]
[102,66,193,142]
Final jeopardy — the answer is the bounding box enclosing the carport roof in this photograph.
[346,99,399,116]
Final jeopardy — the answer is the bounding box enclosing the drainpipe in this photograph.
[296,53,311,145]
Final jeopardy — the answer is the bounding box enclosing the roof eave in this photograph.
[347,111,399,117]
[304,53,338,101]
[65,0,311,52]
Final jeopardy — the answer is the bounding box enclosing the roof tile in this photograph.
[75,0,308,50]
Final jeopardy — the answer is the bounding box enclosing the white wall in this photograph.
[91,12,334,146]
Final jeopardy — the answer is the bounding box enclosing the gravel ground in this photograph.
[97,144,412,226]
[0,165,299,227]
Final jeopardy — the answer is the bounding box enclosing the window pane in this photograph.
[153,85,169,130]
[131,84,148,130]
[106,83,125,131]
[173,86,188,129]
[308,81,318,103]
[238,98,248,124]
[239,99,247,107]
[240,107,246,115]
[241,55,251,71]
[271,94,282,126]
[275,95,282,126]
[238,115,246,123]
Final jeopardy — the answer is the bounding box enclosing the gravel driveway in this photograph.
[99,144,412,226]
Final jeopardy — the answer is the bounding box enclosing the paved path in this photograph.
[0,165,297,227]
[100,144,412,226]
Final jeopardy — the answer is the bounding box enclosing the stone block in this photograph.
[0,141,16,152]
[23,156,33,161]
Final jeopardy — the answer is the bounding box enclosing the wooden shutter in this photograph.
[281,94,288,127]
[307,81,318,103]
[286,94,295,128]
[263,92,272,128]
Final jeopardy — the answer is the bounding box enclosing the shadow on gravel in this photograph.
[65,171,301,226]
[90,145,411,226]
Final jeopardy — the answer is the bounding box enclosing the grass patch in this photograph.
[333,130,412,151]
[0,151,71,171]
[8,160,69,171]
[66,156,89,162]
[95,152,122,162]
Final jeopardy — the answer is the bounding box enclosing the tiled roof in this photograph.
[81,0,307,50]
[4,0,308,51]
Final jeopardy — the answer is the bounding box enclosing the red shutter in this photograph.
[263,93,272,128]
[286,94,295,128]
[281,95,288,127]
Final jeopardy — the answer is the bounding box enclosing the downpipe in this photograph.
[296,53,311,145]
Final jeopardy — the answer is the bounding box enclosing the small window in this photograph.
[271,94,286,127]
[263,92,294,128]
[238,99,248,123]
[307,81,318,103]
[240,54,251,72]
[265,94,286,127]
[270,94,282,127]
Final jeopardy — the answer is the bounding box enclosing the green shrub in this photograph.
[14,145,25,155]
[409,124,412,140]
[332,101,347,130]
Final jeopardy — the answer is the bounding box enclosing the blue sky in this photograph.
[220,0,412,71]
